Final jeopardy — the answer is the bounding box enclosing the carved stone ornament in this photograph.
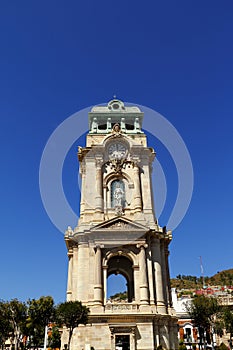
[66,226,74,236]
[112,123,121,134]
[115,205,124,216]
[108,158,133,174]
[103,220,139,230]
[109,158,125,174]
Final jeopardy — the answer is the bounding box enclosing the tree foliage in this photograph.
[9,299,27,350]
[56,301,89,350]
[0,299,28,350]
[0,296,66,350]
[186,295,221,346]
[48,326,61,349]
[109,291,127,301]
[223,308,233,338]
[26,296,55,348]
[0,300,13,348]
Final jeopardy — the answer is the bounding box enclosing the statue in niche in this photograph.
[114,182,124,207]
[112,123,121,135]
[111,180,125,215]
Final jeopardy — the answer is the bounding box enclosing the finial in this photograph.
[113,94,117,99]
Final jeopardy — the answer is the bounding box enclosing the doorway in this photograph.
[115,335,130,350]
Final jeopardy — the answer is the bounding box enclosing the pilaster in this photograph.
[71,246,78,300]
[76,243,89,302]
[151,237,166,314]
[133,164,142,212]
[66,248,73,301]
[95,157,103,214]
[93,245,103,305]
[137,243,149,306]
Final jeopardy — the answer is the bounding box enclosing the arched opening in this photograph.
[107,255,134,302]
[107,274,127,301]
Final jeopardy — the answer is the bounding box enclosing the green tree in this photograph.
[27,296,55,348]
[48,326,61,349]
[7,299,27,350]
[178,340,187,350]
[0,300,13,350]
[186,295,221,348]
[223,308,233,347]
[214,320,224,338]
[55,301,89,350]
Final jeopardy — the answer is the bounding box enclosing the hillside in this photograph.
[171,268,233,290]
[109,269,233,300]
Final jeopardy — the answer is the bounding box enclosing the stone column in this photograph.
[121,117,126,132]
[133,164,142,212]
[160,240,168,307]
[110,328,114,350]
[66,248,73,301]
[79,163,86,217]
[169,323,177,350]
[107,117,112,132]
[137,244,149,305]
[133,264,140,303]
[154,324,160,348]
[72,246,78,300]
[94,245,103,304]
[147,247,155,305]
[131,328,136,350]
[162,325,170,350]
[103,265,107,304]
[151,238,166,313]
[76,244,87,301]
[95,159,103,212]
[103,184,107,214]
[164,243,173,310]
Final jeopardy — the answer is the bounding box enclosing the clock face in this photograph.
[108,142,127,160]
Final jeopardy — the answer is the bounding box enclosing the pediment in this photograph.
[90,217,149,233]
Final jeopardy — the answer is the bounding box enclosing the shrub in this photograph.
[178,340,187,350]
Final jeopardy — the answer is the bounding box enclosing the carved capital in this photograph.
[136,243,148,249]
[95,157,103,168]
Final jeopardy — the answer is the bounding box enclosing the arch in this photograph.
[104,248,137,266]
[103,171,133,188]
[103,173,134,210]
[107,255,135,302]
[183,322,193,327]
[103,171,133,186]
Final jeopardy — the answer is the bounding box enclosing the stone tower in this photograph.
[64,99,178,350]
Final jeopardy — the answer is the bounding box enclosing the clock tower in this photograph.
[63,99,178,350]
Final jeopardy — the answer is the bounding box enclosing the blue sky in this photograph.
[0,1,233,303]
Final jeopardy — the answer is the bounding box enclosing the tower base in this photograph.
[61,313,178,350]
